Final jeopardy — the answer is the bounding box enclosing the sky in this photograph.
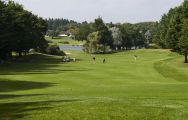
[13,0,184,23]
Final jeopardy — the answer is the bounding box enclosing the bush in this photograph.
[58,50,66,56]
[29,49,36,54]
[147,44,161,49]
[83,42,113,54]
[46,45,66,56]
[47,40,53,43]
[58,41,70,44]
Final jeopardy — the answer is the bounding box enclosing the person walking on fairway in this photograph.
[93,56,96,62]
[134,55,138,60]
[103,58,106,63]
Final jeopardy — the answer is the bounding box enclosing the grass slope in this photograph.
[45,36,85,46]
[0,49,188,120]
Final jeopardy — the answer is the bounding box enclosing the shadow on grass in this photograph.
[0,80,55,92]
[0,69,90,75]
[0,54,61,75]
[0,54,89,75]
[0,99,82,120]
[0,94,45,99]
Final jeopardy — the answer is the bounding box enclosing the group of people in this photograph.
[62,56,76,62]
[62,54,138,63]
[92,55,138,63]
[134,55,138,60]
[93,57,106,63]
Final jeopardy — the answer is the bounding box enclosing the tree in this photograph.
[120,23,134,50]
[156,0,188,63]
[46,18,78,32]
[110,27,122,50]
[0,1,48,60]
[0,1,9,59]
[75,22,94,41]
[179,19,188,63]
[133,30,145,49]
[144,30,151,46]
[94,18,113,53]
[83,32,99,53]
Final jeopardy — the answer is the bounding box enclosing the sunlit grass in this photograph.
[0,49,188,120]
[45,36,85,46]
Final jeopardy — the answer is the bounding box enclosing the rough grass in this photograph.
[45,36,85,46]
[0,49,188,120]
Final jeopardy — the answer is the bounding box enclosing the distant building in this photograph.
[68,33,75,38]
[58,34,68,37]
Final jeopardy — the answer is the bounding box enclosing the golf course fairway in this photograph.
[0,49,188,120]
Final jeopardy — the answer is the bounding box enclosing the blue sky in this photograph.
[13,0,183,23]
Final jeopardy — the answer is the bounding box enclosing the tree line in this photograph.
[154,0,188,63]
[46,18,156,53]
[1,0,187,63]
[46,18,79,38]
[0,1,48,60]
[46,0,188,63]
[76,20,156,53]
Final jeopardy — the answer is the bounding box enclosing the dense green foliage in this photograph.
[120,23,146,50]
[46,19,94,41]
[155,0,188,63]
[84,19,156,53]
[0,50,188,119]
[0,1,48,60]
[46,45,65,56]
[93,18,113,52]
[109,27,122,49]
[46,18,156,53]
[46,18,78,31]
[83,32,100,53]
[46,18,79,38]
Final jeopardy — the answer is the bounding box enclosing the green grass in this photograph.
[45,36,85,46]
[0,49,188,120]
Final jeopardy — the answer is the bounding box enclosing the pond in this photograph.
[59,45,83,51]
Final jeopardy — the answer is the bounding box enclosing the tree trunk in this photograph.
[185,52,188,63]
[8,52,12,60]
[19,52,22,57]
[103,44,106,53]
[24,51,27,56]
